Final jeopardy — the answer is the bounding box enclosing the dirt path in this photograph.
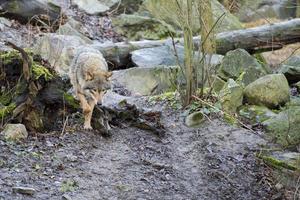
[0,102,274,200]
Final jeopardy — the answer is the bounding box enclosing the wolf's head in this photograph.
[83,71,112,91]
[82,71,113,104]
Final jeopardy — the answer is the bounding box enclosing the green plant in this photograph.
[60,180,78,192]
[148,92,182,109]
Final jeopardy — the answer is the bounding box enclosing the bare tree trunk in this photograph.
[297,0,300,18]
[182,0,195,106]
[198,0,216,96]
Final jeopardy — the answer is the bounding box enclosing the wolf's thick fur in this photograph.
[70,47,112,129]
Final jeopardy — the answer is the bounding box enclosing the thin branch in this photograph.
[4,41,32,82]
[192,95,259,134]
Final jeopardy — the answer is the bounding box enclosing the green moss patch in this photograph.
[0,103,16,119]
[63,93,80,109]
[32,63,54,81]
[258,154,299,171]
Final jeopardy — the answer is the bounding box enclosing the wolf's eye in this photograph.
[90,88,97,94]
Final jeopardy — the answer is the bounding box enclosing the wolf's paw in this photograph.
[83,125,93,130]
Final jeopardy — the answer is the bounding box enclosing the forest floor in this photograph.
[0,98,277,200]
[1,7,294,199]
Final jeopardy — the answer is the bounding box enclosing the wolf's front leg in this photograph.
[78,93,93,130]
[83,100,96,130]
[83,110,93,130]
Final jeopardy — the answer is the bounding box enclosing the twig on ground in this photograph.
[61,116,69,137]
[192,95,258,134]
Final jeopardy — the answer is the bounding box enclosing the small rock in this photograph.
[244,74,290,108]
[219,79,243,113]
[12,186,36,195]
[62,194,72,200]
[2,124,28,142]
[67,155,78,162]
[46,140,54,147]
[212,75,226,93]
[275,183,284,190]
[185,111,205,128]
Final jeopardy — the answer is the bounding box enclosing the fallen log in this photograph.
[92,19,300,67]
[216,18,300,54]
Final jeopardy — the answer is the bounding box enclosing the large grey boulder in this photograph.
[112,66,179,96]
[1,124,28,142]
[236,0,297,22]
[263,107,300,146]
[244,74,290,108]
[72,0,119,15]
[57,18,92,43]
[131,46,177,67]
[278,55,300,84]
[143,0,243,34]
[0,0,61,24]
[218,49,268,86]
[131,45,223,68]
[219,79,243,113]
[33,34,88,77]
[239,105,277,124]
[113,14,177,40]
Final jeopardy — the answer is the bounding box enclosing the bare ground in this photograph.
[0,98,276,200]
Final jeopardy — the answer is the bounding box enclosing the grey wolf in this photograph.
[70,47,112,130]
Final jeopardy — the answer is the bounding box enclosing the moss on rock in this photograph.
[0,92,12,106]
[0,49,33,65]
[0,103,16,119]
[258,154,299,171]
[63,93,80,109]
[32,63,54,81]
[112,14,178,40]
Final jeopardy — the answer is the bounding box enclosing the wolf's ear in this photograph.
[86,71,94,81]
[105,71,113,79]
